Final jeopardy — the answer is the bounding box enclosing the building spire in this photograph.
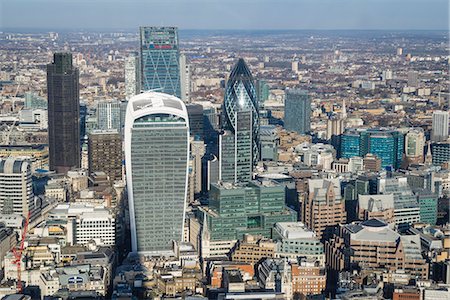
[425,141,432,165]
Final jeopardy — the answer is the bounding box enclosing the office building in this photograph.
[231,234,276,265]
[0,157,35,217]
[47,52,80,173]
[363,153,382,172]
[256,80,270,105]
[260,125,279,161]
[405,128,425,164]
[186,103,204,139]
[24,92,47,109]
[284,89,310,134]
[291,259,326,297]
[303,179,346,240]
[179,53,190,102]
[340,128,404,169]
[432,110,449,142]
[273,222,325,265]
[191,140,206,194]
[223,58,259,167]
[431,141,450,166]
[199,180,296,258]
[357,194,395,223]
[326,219,428,279]
[415,190,438,225]
[378,177,421,229]
[88,130,122,182]
[96,100,122,131]
[140,27,181,98]
[219,110,253,183]
[124,54,140,100]
[125,92,189,255]
[48,203,116,246]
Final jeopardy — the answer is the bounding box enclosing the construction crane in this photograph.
[12,211,30,293]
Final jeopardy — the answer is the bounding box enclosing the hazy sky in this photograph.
[1,0,448,30]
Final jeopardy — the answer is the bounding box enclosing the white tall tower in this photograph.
[125,54,141,100]
[179,53,191,103]
[125,92,189,256]
[432,110,449,142]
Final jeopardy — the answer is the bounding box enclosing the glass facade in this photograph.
[47,52,80,173]
[340,129,404,169]
[341,133,360,159]
[220,110,253,183]
[431,142,450,166]
[284,89,311,134]
[97,100,122,132]
[223,58,259,166]
[417,192,438,225]
[125,93,189,255]
[140,27,181,98]
[202,181,296,241]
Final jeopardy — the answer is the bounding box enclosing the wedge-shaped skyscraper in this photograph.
[125,92,189,255]
[140,27,181,98]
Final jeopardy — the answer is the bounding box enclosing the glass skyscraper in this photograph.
[222,58,259,168]
[140,27,181,98]
[284,89,311,134]
[47,52,80,174]
[124,92,189,255]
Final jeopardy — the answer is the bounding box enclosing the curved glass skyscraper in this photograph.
[125,92,189,255]
[222,58,259,168]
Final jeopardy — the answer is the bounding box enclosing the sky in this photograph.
[0,0,448,31]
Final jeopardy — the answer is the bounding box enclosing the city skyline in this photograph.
[1,0,448,31]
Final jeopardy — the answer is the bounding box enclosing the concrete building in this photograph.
[432,110,450,142]
[291,259,326,297]
[48,203,115,246]
[0,157,35,217]
[303,179,346,239]
[96,100,122,132]
[124,54,140,101]
[326,219,428,280]
[357,194,395,223]
[272,222,325,265]
[88,130,122,182]
[231,234,276,265]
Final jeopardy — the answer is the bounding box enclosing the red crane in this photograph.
[12,211,30,293]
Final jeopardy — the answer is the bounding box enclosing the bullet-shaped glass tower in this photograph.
[222,58,259,168]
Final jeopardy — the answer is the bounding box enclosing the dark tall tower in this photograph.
[222,58,259,169]
[47,53,80,173]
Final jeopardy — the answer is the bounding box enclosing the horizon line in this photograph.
[0,27,449,32]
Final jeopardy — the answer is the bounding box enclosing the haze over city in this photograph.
[0,1,449,300]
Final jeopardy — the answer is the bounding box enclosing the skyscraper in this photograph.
[432,110,449,142]
[96,100,122,131]
[222,58,259,168]
[179,53,190,102]
[219,110,253,183]
[0,157,34,217]
[284,89,311,134]
[125,92,189,255]
[47,52,80,173]
[88,130,122,182]
[125,54,141,100]
[140,27,181,98]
